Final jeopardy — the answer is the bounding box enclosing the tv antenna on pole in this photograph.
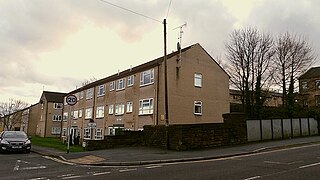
[173,23,187,67]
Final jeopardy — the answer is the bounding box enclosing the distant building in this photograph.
[298,66,320,107]
[62,43,230,143]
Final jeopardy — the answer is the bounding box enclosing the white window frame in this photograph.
[128,75,134,87]
[97,85,105,97]
[140,69,154,86]
[79,91,84,99]
[78,109,83,118]
[194,73,202,87]
[115,103,125,115]
[127,102,133,113]
[85,108,93,119]
[53,103,63,109]
[95,128,103,140]
[52,115,62,121]
[73,110,78,119]
[63,112,68,121]
[83,128,91,139]
[194,101,202,115]
[62,128,67,137]
[86,88,93,100]
[108,105,114,115]
[109,81,115,91]
[51,127,61,135]
[96,106,105,118]
[139,98,153,115]
[116,78,126,91]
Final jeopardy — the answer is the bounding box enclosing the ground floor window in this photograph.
[194,101,202,115]
[95,128,103,140]
[51,127,61,135]
[83,128,91,139]
[62,128,67,137]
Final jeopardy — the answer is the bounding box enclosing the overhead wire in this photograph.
[166,0,173,19]
[99,0,163,23]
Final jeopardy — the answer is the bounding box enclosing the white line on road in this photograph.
[19,166,46,170]
[28,178,48,180]
[145,165,162,169]
[57,174,75,178]
[61,175,82,179]
[243,176,261,180]
[299,162,320,169]
[93,172,111,176]
[119,168,137,172]
[264,160,303,165]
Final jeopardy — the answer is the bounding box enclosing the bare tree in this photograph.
[273,32,315,117]
[0,99,29,131]
[226,27,274,118]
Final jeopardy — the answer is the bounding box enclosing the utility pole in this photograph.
[163,19,169,150]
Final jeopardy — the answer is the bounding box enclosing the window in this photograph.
[316,80,320,90]
[108,105,114,115]
[109,81,115,91]
[95,128,103,140]
[139,98,153,115]
[316,96,320,106]
[194,73,202,87]
[52,115,62,121]
[97,85,105,97]
[63,112,68,121]
[115,103,125,115]
[73,110,78,119]
[116,78,126,90]
[86,88,93,99]
[79,91,84,99]
[128,75,134,87]
[96,106,104,118]
[127,102,133,113]
[85,108,93,119]
[62,128,67,137]
[78,109,83,118]
[53,103,63,109]
[140,69,154,86]
[84,128,91,139]
[51,127,61,135]
[194,101,202,115]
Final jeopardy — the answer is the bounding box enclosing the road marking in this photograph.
[299,162,320,169]
[19,166,46,170]
[145,165,162,169]
[243,176,261,180]
[28,178,48,180]
[264,160,303,165]
[57,174,75,178]
[61,175,82,179]
[119,168,137,172]
[43,156,75,165]
[93,172,111,176]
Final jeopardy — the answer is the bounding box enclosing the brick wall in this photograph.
[86,113,247,151]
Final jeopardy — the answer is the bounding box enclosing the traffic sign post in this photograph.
[66,94,77,154]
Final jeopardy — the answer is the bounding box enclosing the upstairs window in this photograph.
[79,91,84,99]
[194,101,202,115]
[140,69,154,86]
[194,73,202,87]
[63,112,68,121]
[139,98,153,115]
[85,108,93,119]
[78,109,83,118]
[128,75,134,87]
[86,88,93,100]
[53,103,63,109]
[52,115,62,121]
[316,80,320,90]
[127,102,133,113]
[116,78,126,91]
[109,81,115,91]
[97,85,105,97]
[108,105,114,115]
[96,106,104,118]
[73,110,78,119]
[115,103,125,115]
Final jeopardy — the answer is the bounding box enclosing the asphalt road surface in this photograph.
[1,143,320,180]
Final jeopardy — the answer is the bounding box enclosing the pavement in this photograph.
[31,136,320,166]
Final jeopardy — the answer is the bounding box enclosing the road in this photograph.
[1,143,320,180]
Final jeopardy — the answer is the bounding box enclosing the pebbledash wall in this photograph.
[85,113,247,151]
[247,118,319,141]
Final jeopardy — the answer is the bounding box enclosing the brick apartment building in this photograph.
[62,43,230,143]
[299,66,320,107]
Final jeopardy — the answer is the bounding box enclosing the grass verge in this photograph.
[31,136,84,152]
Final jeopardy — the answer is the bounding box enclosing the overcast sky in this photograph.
[1,0,319,105]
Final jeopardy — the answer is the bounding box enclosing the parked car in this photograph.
[0,131,31,153]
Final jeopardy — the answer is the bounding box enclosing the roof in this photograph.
[299,67,320,80]
[68,43,196,95]
[42,91,66,102]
